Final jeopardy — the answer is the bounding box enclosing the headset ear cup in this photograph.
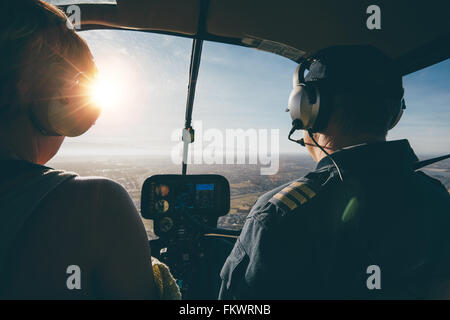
[388,100,404,130]
[293,64,301,88]
[47,100,101,137]
[309,83,327,132]
[288,61,321,131]
[288,84,321,130]
[288,85,305,128]
[311,85,324,132]
[31,95,101,137]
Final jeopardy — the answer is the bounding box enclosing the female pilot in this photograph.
[0,0,178,299]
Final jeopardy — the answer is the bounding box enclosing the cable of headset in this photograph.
[288,125,344,182]
[306,129,344,182]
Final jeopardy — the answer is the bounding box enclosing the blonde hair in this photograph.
[0,0,94,123]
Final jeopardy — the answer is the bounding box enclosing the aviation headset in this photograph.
[28,71,101,137]
[287,58,406,134]
[0,0,101,137]
[287,55,406,182]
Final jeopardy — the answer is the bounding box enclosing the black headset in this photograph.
[286,58,406,133]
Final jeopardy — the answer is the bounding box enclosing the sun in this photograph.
[85,57,137,115]
[90,74,119,110]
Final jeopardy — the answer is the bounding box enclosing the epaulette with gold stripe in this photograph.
[269,180,317,212]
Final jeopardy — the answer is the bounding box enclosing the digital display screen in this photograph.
[151,182,216,214]
[196,184,214,191]
[174,183,195,210]
[142,174,230,220]
[195,184,214,209]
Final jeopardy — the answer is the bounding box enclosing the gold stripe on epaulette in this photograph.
[273,193,297,210]
[281,186,308,205]
[290,181,316,199]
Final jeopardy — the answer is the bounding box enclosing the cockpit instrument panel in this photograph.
[141,174,230,222]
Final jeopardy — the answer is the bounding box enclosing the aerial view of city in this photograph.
[48,154,450,239]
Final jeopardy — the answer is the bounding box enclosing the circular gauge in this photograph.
[155,184,170,197]
[160,184,170,197]
[158,217,174,233]
[155,200,169,213]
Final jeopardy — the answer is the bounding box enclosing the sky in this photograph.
[51,29,450,161]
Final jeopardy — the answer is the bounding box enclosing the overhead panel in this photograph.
[52,0,450,73]
[206,0,450,61]
[116,0,200,34]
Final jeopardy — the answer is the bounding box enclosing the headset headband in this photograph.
[297,56,404,100]
[294,58,312,86]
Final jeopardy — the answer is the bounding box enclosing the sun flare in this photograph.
[90,75,119,110]
[84,56,138,120]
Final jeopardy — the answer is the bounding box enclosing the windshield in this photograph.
[48,30,450,238]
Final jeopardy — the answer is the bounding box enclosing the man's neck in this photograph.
[311,134,386,163]
[331,135,386,151]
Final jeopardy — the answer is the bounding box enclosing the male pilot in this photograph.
[219,45,450,299]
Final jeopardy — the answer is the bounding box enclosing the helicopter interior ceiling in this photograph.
[63,0,450,75]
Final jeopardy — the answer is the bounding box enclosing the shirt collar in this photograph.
[315,139,418,172]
